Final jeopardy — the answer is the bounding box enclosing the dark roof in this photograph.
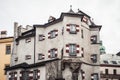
[33,12,88,28]
[89,25,102,31]
[5,58,60,71]
[116,52,120,56]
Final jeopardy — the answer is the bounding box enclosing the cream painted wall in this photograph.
[0,37,13,80]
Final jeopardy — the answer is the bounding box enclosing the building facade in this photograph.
[6,9,102,80]
[100,54,120,80]
[0,31,13,80]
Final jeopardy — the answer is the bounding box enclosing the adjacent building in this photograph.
[100,54,120,80]
[5,8,102,80]
[0,31,13,80]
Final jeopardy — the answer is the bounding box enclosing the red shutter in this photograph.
[14,72,17,80]
[82,16,88,23]
[76,25,79,32]
[66,24,70,31]
[76,45,79,53]
[81,70,85,80]
[42,54,45,59]
[9,72,12,80]
[48,32,51,39]
[55,30,58,36]
[91,74,94,80]
[43,35,45,40]
[55,48,58,57]
[19,71,22,80]
[66,44,69,53]
[29,71,33,80]
[37,69,40,79]
[48,50,51,58]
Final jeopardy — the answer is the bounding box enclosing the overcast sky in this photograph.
[0,0,120,54]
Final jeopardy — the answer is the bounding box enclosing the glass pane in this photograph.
[51,49,55,58]
[69,44,76,56]
[70,25,76,33]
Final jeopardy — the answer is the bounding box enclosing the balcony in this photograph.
[100,74,120,79]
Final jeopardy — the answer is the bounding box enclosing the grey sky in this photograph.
[0,0,120,53]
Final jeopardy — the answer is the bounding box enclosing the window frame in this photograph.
[69,24,77,34]
[69,44,76,56]
[91,35,97,44]
[50,49,56,58]
[105,69,108,75]
[6,44,11,54]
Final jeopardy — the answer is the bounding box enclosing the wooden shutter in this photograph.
[55,30,58,36]
[91,74,94,80]
[14,72,17,80]
[9,72,12,80]
[66,24,70,31]
[76,25,79,32]
[19,71,23,80]
[42,54,45,59]
[48,50,51,58]
[29,71,33,80]
[76,45,79,53]
[43,35,45,40]
[55,48,58,57]
[37,69,40,79]
[66,44,69,53]
[82,16,88,23]
[48,32,51,39]
[81,70,85,80]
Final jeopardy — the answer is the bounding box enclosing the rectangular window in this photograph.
[93,73,99,80]
[50,31,56,38]
[39,34,45,41]
[25,37,31,43]
[105,69,108,75]
[91,35,97,44]
[22,71,29,80]
[25,55,31,60]
[6,44,11,54]
[50,49,56,58]
[70,24,76,34]
[111,61,117,64]
[69,44,76,56]
[38,54,44,60]
[113,69,117,75]
[91,54,97,63]
[103,60,108,64]
[33,70,38,79]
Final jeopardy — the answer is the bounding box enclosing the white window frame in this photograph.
[69,44,76,56]
[70,24,76,34]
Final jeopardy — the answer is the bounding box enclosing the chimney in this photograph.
[0,31,7,38]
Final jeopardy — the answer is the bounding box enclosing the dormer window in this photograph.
[82,16,88,24]
[66,24,79,34]
[90,35,97,44]
[48,30,58,39]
